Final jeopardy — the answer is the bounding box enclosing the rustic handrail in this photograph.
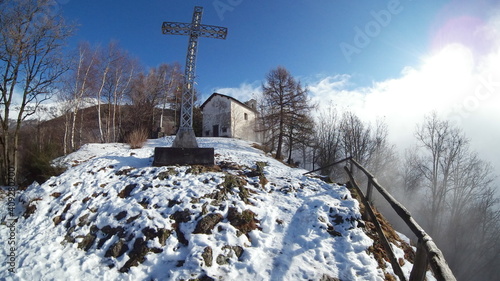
[343,165,407,281]
[303,156,353,175]
[305,158,456,281]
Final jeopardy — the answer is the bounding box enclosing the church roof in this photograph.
[200,93,258,113]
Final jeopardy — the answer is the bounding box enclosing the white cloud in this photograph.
[213,81,262,102]
[308,18,500,174]
[209,14,500,175]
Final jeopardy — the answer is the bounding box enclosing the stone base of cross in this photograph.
[153,6,227,166]
[172,127,198,148]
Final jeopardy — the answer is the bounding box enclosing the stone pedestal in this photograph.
[152,147,214,166]
[172,127,198,148]
[154,127,215,166]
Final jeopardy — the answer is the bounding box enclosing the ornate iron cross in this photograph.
[162,6,228,148]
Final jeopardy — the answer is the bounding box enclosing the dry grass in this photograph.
[126,128,148,149]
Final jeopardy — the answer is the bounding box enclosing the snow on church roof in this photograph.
[201,93,258,113]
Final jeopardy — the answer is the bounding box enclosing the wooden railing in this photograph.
[305,157,456,281]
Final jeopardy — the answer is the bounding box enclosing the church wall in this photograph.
[201,93,262,143]
[202,95,231,137]
[230,101,259,142]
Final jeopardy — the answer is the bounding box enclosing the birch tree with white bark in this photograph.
[0,0,72,184]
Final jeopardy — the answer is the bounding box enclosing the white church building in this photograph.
[200,93,261,143]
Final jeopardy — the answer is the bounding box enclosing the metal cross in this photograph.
[162,6,228,148]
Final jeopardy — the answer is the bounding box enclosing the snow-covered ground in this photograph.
[1,137,425,280]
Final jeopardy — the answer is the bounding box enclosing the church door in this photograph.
[213,125,219,137]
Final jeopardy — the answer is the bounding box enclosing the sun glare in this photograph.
[422,44,474,82]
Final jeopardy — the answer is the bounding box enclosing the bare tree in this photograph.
[261,66,313,160]
[59,42,98,152]
[400,150,423,195]
[159,63,182,132]
[403,113,500,280]
[127,63,183,136]
[339,111,373,163]
[314,105,342,176]
[313,108,395,181]
[365,118,397,183]
[408,113,466,234]
[0,0,72,184]
[86,41,138,143]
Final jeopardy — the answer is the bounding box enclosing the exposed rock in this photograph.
[327,225,342,237]
[115,210,127,221]
[150,247,163,254]
[118,184,137,198]
[126,213,141,224]
[216,254,229,265]
[171,209,192,223]
[157,228,172,246]
[77,213,91,227]
[202,246,213,267]
[62,202,72,213]
[221,173,247,191]
[100,225,125,238]
[139,198,150,208]
[246,162,268,183]
[142,227,158,240]
[115,168,134,176]
[231,246,244,260]
[23,204,37,218]
[63,226,76,244]
[171,209,192,246]
[168,199,182,207]
[51,192,62,198]
[193,213,223,234]
[320,274,341,281]
[201,202,209,215]
[53,215,63,226]
[227,207,260,236]
[331,214,344,225]
[186,165,221,175]
[78,232,96,251]
[105,239,129,258]
[119,237,150,273]
[188,274,215,281]
[157,168,178,180]
[97,225,123,249]
[220,245,244,262]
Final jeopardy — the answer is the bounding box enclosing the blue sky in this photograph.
[58,0,500,173]
[58,0,492,94]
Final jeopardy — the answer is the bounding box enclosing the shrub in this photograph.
[126,128,148,149]
[20,142,66,186]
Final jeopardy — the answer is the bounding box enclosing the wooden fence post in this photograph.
[409,238,428,281]
[350,158,354,177]
[366,180,373,203]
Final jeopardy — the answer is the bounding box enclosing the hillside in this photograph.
[1,137,429,280]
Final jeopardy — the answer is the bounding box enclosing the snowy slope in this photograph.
[1,137,420,281]
[8,98,98,121]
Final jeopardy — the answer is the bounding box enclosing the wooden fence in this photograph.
[305,157,456,281]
